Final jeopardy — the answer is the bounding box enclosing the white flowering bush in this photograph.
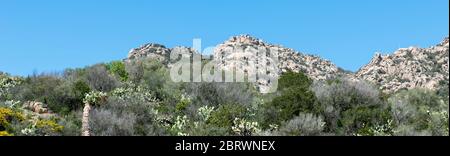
[197,105,215,121]
[171,115,190,136]
[0,76,22,100]
[21,125,38,136]
[231,118,261,136]
[365,119,394,136]
[111,82,158,103]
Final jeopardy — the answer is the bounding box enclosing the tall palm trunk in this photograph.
[81,103,91,136]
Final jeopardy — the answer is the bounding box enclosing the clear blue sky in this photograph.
[1,0,448,76]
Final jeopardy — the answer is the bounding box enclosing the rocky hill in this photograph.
[126,35,449,93]
[356,37,449,93]
[214,35,341,80]
[213,35,342,92]
[126,35,342,93]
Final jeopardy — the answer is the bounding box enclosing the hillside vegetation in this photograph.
[1,35,448,136]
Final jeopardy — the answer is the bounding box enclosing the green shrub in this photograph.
[107,61,129,82]
[141,60,183,107]
[208,103,247,130]
[277,71,312,91]
[262,71,317,127]
[175,96,191,114]
[73,80,91,98]
[340,106,391,136]
[311,77,388,135]
[389,89,448,136]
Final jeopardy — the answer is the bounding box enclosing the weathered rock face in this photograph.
[127,43,172,64]
[23,101,50,114]
[356,37,449,93]
[213,35,342,92]
[126,43,199,66]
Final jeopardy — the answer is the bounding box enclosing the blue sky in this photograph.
[0,0,448,76]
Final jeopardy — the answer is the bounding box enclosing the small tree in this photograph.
[81,91,107,136]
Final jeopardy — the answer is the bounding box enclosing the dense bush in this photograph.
[89,84,166,136]
[59,111,82,136]
[107,61,129,82]
[125,60,145,84]
[85,64,120,92]
[49,80,91,114]
[0,107,25,133]
[389,89,448,136]
[276,113,325,136]
[186,82,257,108]
[139,60,184,108]
[310,77,391,135]
[261,71,317,127]
[12,73,61,102]
[208,103,248,131]
[9,73,93,114]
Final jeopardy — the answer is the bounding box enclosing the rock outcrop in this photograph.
[126,43,199,65]
[22,101,50,114]
[214,35,341,80]
[356,37,449,93]
[213,35,342,92]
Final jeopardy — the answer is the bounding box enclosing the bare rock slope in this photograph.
[356,37,449,93]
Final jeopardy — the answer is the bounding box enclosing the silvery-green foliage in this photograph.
[90,108,137,136]
[186,82,256,107]
[393,124,432,136]
[389,96,417,125]
[429,110,449,136]
[85,64,120,92]
[311,77,381,109]
[276,113,325,136]
[89,87,165,136]
[125,60,145,84]
[389,89,448,136]
[59,111,82,136]
[311,77,382,131]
